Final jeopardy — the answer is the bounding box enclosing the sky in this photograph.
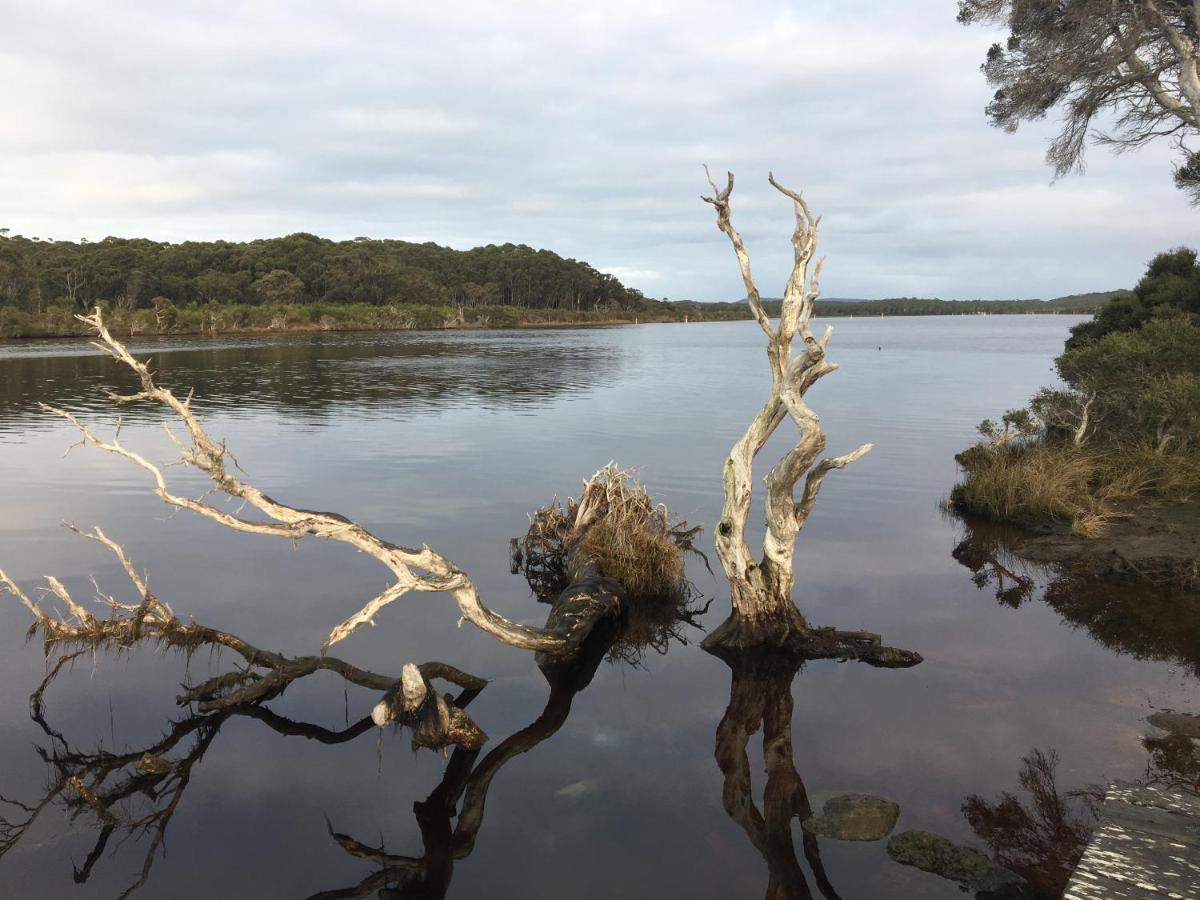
[2,0,1195,301]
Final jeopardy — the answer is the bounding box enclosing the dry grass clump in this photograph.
[513,463,709,661]
[515,463,705,602]
[952,440,1200,537]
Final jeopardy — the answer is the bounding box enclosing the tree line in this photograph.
[0,231,649,314]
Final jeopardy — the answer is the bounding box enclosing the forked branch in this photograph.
[40,308,597,656]
[701,171,871,642]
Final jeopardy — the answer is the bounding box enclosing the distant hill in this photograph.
[661,290,1130,321]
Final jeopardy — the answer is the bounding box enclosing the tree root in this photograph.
[703,612,923,668]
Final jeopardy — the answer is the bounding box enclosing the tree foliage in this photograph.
[955,247,1200,530]
[1052,248,1200,451]
[0,232,646,314]
[1065,245,1200,346]
[959,0,1200,199]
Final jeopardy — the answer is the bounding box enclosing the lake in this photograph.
[0,316,1195,899]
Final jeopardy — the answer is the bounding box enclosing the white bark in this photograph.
[39,309,587,657]
[702,171,870,633]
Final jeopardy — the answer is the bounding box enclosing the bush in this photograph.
[955,251,1200,534]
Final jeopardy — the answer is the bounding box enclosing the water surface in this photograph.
[0,317,1194,898]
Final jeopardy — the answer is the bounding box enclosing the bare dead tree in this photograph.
[23,308,638,659]
[959,0,1200,200]
[699,171,921,664]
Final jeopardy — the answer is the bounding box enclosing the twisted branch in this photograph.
[40,308,584,656]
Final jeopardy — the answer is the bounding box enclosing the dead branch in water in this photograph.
[33,308,621,657]
[0,525,487,753]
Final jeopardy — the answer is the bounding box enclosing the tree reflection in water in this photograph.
[945,515,1200,897]
[961,749,1098,899]
[951,518,1200,677]
[0,599,704,898]
[713,652,839,900]
[710,639,922,900]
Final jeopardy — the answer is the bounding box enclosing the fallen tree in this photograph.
[700,170,919,663]
[1,309,703,669]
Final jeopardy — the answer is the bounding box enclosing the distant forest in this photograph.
[676,292,1126,319]
[0,232,648,313]
[0,231,1124,335]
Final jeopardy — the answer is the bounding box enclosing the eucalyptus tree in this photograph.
[959,0,1200,198]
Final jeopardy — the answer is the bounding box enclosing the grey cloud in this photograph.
[1,0,1194,299]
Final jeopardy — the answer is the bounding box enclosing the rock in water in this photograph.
[801,793,900,841]
[887,830,1034,899]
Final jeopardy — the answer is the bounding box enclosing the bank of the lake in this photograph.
[0,295,1120,340]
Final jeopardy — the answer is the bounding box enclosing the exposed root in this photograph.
[704,612,923,669]
[513,462,709,663]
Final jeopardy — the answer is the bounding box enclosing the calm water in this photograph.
[0,318,1195,899]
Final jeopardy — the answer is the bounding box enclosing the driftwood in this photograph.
[29,308,626,658]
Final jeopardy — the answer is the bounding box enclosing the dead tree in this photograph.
[701,171,917,662]
[14,308,674,659]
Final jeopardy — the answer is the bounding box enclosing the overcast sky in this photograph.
[2,0,1195,301]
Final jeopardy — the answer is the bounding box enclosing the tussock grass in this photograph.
[514,463,709,663]
[952,439,1200,536]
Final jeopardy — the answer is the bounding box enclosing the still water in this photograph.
[0,317,1195,898]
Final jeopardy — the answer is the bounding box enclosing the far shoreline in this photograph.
[0,305,1095,344]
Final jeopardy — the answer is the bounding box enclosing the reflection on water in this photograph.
[0,330,626,430]
[3,317,1199,898]
[960,749,1096,899]
[713,652,851,899]
[0,611,631,900]
[952,518,1200,676]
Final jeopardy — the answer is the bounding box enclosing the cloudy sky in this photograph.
[2,0,1195,300]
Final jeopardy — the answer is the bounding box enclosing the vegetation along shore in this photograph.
[0,230,1122,339]
[951,247,1200,591]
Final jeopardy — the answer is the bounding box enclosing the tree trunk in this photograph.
[700,171,870,652]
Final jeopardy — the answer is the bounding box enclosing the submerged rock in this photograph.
[801,793,900,841]
[887,830,1034,899]
[1148,711,1200,740]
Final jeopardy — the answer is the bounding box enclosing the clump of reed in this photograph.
[951,439,1200,537]
[514,463,709,662]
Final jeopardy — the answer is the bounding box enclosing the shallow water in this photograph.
[0,317,1194,898]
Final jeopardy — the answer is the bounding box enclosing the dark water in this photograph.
[0,318,1195,899]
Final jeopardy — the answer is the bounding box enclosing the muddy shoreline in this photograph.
[1002,500,1200,592]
